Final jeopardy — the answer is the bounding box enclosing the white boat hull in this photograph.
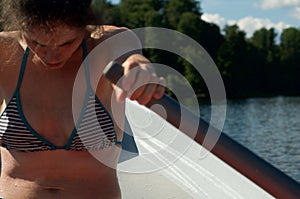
[118,101,274,199]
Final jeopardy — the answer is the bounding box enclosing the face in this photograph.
[22,23,85,69]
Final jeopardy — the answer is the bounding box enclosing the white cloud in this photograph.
[237,16,291,37]
[255,0,300,21]
[255,0,300,10]
[201,13,229,28]
[201,13,291,38]
[290,7,300,20]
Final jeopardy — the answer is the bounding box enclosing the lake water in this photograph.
[200,96,300,183]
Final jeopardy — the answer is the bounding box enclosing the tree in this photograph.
[196,21,224,62]
[92,0,121,25]
[250,28,281,95]
[118,0,164,28]
[251,28,278,64]
[278,27,300,94]
[177,12,223,96]
[217,25,259,97]
[280,27,300,63]
[164,0,201,29]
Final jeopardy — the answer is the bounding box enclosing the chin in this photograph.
[33,56,66,70]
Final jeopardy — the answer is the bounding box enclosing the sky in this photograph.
[109,0,300,38]
[201,0,300,38]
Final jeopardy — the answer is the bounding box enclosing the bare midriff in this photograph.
[0,147,121,199]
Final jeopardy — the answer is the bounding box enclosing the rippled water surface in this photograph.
[201,96,300,183]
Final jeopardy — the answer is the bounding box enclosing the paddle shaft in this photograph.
[104,61,300,199]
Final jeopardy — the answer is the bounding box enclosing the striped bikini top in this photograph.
[0,41,121,152]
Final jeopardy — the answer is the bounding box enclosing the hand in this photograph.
[113,54,165,105]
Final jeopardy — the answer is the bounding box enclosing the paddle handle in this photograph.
[103,61,300,199]
[103,61,125,86]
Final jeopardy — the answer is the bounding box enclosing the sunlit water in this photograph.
[200,96,300,183]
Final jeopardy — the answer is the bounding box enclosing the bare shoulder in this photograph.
[86,25,140,47]
[87,25,128,41]
[0,31,21,66]
[0,31,20,48]
[0,31,22,88]
[0,31,21,106]
[86,25,142,63]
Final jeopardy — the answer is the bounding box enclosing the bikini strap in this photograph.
[16,47,30,91]
[81,39,92,88]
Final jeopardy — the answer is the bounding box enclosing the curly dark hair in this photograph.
[1,0,97,31]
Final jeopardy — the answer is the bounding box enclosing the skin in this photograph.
[0,23,165,199]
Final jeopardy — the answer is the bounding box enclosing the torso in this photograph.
[0,26,125,199]
[0,148,121,199]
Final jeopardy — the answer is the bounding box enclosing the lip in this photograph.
[44,61,64,68]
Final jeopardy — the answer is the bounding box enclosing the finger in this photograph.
[130,74,162,104]
[129,85,146,101]
[126,67,151,96]
[153,85,165,99]
[135,84,158,105]
[153,77,166,99]
[122,65,139,91]
[113,84,127,103]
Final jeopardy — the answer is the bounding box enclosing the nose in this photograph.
[43,46,60,63]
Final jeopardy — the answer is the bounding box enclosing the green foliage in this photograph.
[277,27,300,94]
[164,0,201,29]
[91,0,119,25]
[250,28,278,63]
[177,12,201,41]
[118,0,164,28]
[280,27,300,63]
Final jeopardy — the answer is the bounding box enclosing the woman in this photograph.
[0,0,165,198]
